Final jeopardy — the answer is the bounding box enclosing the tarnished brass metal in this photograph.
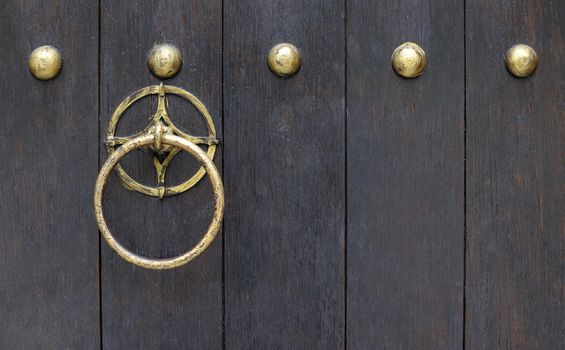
[147,43,183,79]
[94,132,224,270]
[391,42,426,78]
[28,45,62,80]
[268,43,302,77]
[505,44,538,78]
[96,82,223,269]
[106,83,219,197]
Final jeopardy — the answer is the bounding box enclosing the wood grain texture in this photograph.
[0,0,99,348]
[100,1,222,348]
[466,1,565,348]
[223,0,346,348]
[347,0,465,348]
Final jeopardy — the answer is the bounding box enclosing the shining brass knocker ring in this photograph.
[95,83,223,269]
[94,132,224,269]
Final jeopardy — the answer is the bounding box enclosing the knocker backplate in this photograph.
[106,84,219,197]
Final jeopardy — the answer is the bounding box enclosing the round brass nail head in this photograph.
[28,45,62,80]
[268,43,302,77]
[391,42,426,78]
[505,44,538,78]
[147,44,183,79]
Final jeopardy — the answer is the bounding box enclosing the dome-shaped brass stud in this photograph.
[391,42,426,78]
[505,44,538,78]
[147,44,183,79]
[28,45,62,80]
[267,43,302,78]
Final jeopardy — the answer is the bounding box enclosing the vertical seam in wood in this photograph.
[462,0,467,348]
[344,0,348,348]
[221,0,226,348]
[98,0,103,348]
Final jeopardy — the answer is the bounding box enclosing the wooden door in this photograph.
[1,0,563,349]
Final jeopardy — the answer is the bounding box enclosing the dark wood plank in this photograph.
[100,1,222,348]
[223,1,345,348]
[466,1,565,348]
[0,0,100,348]
[347,0,465,348]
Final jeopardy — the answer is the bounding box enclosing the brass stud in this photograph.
[268,43,302,78]
[147,44,183,79]
[505,44,538,78]
[391,42,426,78]
[28,45,62,80]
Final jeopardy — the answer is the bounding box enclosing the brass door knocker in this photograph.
[94,83,224,269]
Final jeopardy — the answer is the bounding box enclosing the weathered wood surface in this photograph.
[3,1,565,348]
[0,0,100,348]
[347,0,465,348]
[100,1,223,348]
[466,1,565,348]
[223,0,346,348]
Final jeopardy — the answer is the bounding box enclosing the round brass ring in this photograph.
[94,133,224,269]
[108,85,217,197]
